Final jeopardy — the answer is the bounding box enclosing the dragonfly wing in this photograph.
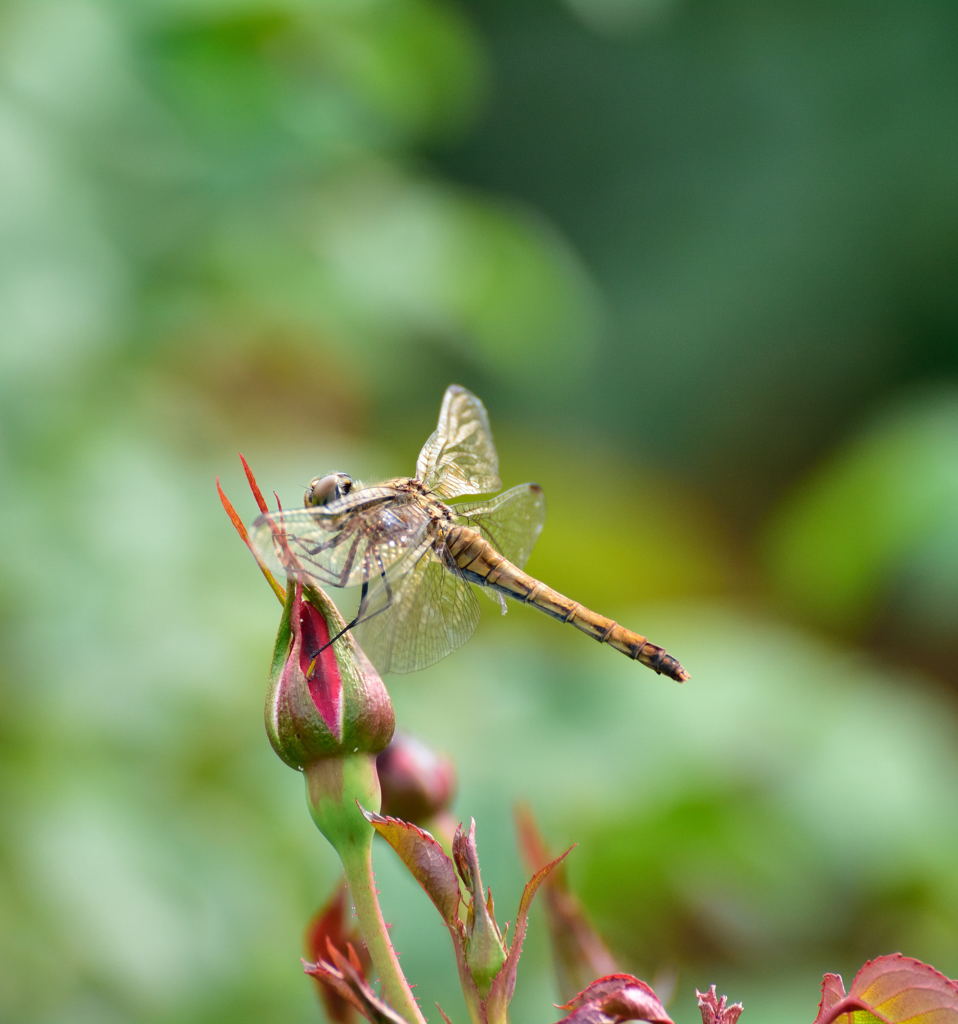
[249,492,432,591]
[454,482,546,569]
[415,385,502,499]
[453,482,546,613]
[355,544,481,674]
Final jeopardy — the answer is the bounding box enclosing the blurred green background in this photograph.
[2,1,957,1022]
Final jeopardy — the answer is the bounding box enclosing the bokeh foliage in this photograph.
[1,1,957,1023]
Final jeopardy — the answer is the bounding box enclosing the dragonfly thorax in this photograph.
[305,472,354,507]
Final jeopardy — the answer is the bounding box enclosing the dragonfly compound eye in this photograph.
[305,473,353,507]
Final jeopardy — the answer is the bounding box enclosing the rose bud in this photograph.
[377,732,456,825]
[266,580,395,770]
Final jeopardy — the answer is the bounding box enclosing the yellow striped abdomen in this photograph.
[444,525,689,682]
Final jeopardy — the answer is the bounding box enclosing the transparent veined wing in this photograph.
[415,385,502,499]
[452,482,546,613]
[249,486,432,590]
[354,542,481,674]
[453,482,546,569]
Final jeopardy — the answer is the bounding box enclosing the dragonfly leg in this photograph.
[300,530,361,588]
[305,553,394,671]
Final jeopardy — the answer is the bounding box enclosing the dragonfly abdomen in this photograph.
[445,526,689,682]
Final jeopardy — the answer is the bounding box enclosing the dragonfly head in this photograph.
[305,472,354,507]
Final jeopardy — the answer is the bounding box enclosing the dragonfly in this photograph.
[251,385,688,681]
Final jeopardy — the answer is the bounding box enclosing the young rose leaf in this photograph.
[305,882,369,1024]
[817,973,847,1016]
[515,806,618,1000]
[363,809,461,925]
[697,985,743,1024]
[551,973,674,1024]
[483,843,573,1018]
[367,814,496,1019]
[305,944,409,1024]
[814,954,958,1024]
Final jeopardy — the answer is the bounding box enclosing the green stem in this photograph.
[339,837,427,1024]
[305,757,426,1024]
[458,975,489,1024]
[484,992,510,1024]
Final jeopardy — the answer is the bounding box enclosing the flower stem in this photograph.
[339,836,428,1024]
[305,757,426,1024]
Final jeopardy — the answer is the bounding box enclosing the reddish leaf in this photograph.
[307,884,352,1019]
[552,974,674,1024]
[814,954,958,1024]
[364,809,461,925]
[484,843,573,1017]
[305,883,369,1024]
[515,806,617,1000]
[367,813,496,1015]
[697,985,743,1024]
[816,974,848,1019]
[305,944,408,1024]
[238,453,271,514]
[216,471,286,603]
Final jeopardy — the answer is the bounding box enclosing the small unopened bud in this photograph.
[266,581,395,770]
[453,821,507,993]
[377,733,456,825]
